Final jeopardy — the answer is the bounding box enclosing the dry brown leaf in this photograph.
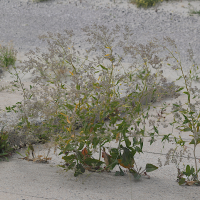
[102,150,111,166]
[186,181,195,186]
[116,133,120,143]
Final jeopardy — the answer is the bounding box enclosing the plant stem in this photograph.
[193,144,198,179]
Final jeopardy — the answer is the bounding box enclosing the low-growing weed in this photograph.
[3,24,191,183]
[0,42,16,69]
[154,37,200,185]
[188,3,200,16]
[9,24,183,178]
[129,0,163,8]
[0,127,13,160]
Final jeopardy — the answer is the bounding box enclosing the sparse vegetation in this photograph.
[0,0,200,186]
[0,42,16,71]
[155,38,200,185]
[0,127,14,160]
[129,0,163,8]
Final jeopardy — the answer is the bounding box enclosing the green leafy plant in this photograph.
[177,165,200,186]
[5,25,180,180]
[0,43,16,69]
[129,0,163,8]
[155,37,200,185]
[188,3,200,16]
[129,163,158,180]
[0,127,13,160]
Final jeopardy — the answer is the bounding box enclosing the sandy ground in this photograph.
[1,0,200,199]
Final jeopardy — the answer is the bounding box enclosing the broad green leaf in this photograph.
[178,178,186,185]
[62,154,76,163]
[146,163,158,172]
[74,163,85,177]
[190,166,195,175]
[186,165,190,175]
[84,157,104,166]
[120,147,135,168]
[189,139,195,145]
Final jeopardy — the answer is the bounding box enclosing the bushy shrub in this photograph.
[4,24,182,178]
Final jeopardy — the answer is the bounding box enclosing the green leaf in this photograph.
[175,87,184,92]
[173,104,180,107]
[115,167,125,176]
[78,142,85,150]
[124,138,131,148]
[182,127,192,132]
[98,64,108,71]
[65,103,74,110]
[196,138,200,145]
[178,178,186,185]
[183,91,190,101]
[16,151,25,158]
[190,166,195,175]
[154,126,158,134]
[110,148,119,159]
[92,96,97,101]
[189,111,195,115]
[76,84,80,90]
[134,146,143,153]
[129,169,141,180]
[134,172,141,180]
[62,154,76,163]
[140,138,143,150]
[162,134,171,142]
[189,139,195,145]
[64,143,75,151]
[129,168,137,174]
[146,163,158,172]
[182,114,190,124]
[121,147,135,167]
[186,165,190,175]
[74,163,85,177]
[176,76,182,81]
[84,157,104,167]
